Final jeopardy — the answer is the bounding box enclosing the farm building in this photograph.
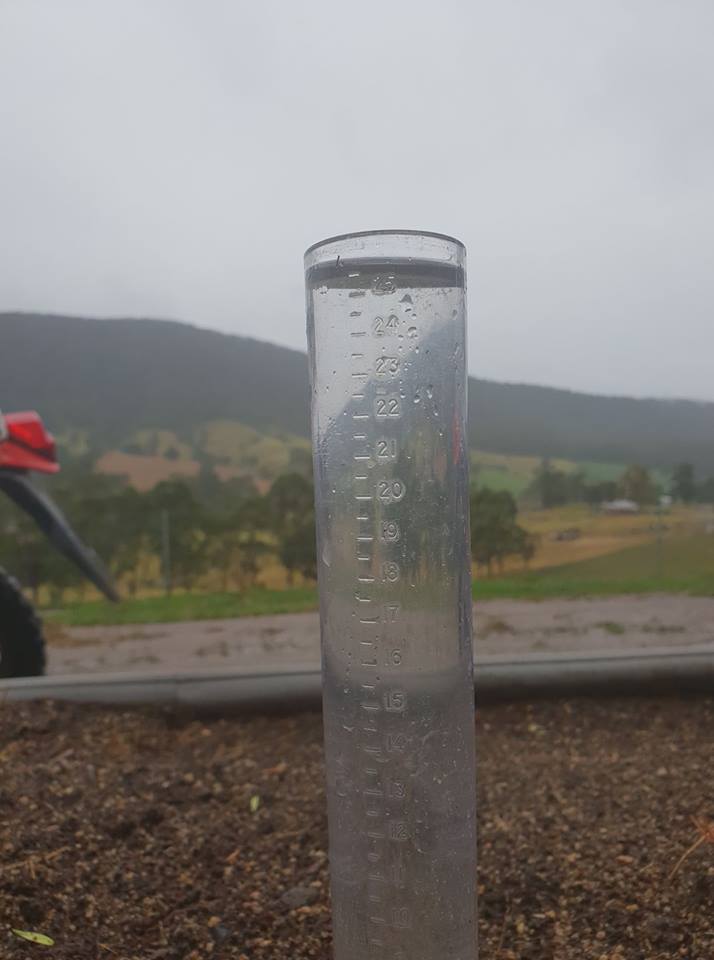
[602,498,640,514]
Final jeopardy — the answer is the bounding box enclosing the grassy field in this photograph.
[470,450,574,496]
[474,531,714,599]
[94,421,312,492]
[46,586,318,627]
[44,531,714,626]
[98,439,627,500]
[508,503,705,572]
[470,451,671,499]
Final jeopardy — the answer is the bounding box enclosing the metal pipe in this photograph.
[2,646,713,711]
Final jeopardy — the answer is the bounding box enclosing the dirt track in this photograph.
[46,594,714,675]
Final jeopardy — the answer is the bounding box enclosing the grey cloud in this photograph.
[1,0,712,399]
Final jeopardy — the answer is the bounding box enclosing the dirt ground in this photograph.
[46,595,714,676]
[1,696,713,959]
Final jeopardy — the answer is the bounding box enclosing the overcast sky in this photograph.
[1,1,713,400]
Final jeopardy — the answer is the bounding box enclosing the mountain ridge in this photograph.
[2,312,714,472]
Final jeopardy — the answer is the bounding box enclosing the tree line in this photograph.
[0,467,317,602]
[0,466,540,599]
[526,460,714,509]
[1,457,709,602]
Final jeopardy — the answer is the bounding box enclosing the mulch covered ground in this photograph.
[0,697,712,959]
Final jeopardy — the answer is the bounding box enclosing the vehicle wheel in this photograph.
[0,569,46,678]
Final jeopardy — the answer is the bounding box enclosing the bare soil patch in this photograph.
[1,697,713,958]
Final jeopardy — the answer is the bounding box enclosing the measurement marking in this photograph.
[361,658,378,667]
[360,639,375,647]
[352,413,369,420]
[361,682,376,690]
[353,434,367,440]
[357,513,370,521]
[350,330,367,337]
[358,555,371,562]
[366,810,380,818]
[356,535,374,541]
[354,454,371,461]
[355,595,373,603]
[367,831,385,840]
[364,788,384,797]
[358,577,375,584]
[364,767,379,776]
[351,352,364,359]
[354,474,368,480]
[352,393,365,400]
[355,498,372,505]
[369,915,387,925]
[351,373,368,381]
[368,894,382,902]
[359,616,379,623]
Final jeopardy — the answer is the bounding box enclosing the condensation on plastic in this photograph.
[306,231,477,960]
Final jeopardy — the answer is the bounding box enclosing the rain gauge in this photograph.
[306,230,477,960]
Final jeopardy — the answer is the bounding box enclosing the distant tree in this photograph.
[144,480,208,589]
[204,526,244,591]
[695,477,714,504]
[229,495,273,589]
[511,525,537,568]
[532,460,562,508]
[671,462,696,503]
[618,464,657,505]
[470,488,535,574]
[582,480,618,506]
[0,510,67,603]
[529,460,586,508]
[279,513,317,583]
[236,535,269,589]
[287,445,313,477]
[265,473,314,535]
[237,494,270,534]
[19,470,134,600]
[264,474,316,583]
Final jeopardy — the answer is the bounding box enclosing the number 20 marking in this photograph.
[377,482,405,505]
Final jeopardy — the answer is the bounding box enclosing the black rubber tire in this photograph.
[0,569,46,678]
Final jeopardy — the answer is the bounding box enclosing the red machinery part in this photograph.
[0,411,59,474]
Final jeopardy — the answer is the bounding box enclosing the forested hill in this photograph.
[2,312,714,471]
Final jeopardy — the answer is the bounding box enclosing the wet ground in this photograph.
[1,696,712,958]
[46,595,714,675]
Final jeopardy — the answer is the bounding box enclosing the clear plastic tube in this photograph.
[306,230,476,960]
